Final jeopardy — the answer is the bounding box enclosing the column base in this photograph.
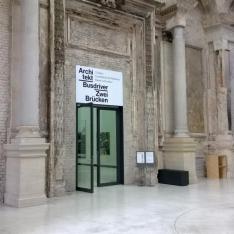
[4,126,50,208]
[163,136,197,184]
[4,193,47,208]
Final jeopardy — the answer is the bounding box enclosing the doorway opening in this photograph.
[76,103,124,193]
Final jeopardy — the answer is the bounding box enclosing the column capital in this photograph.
[213,39,229,51]
[166,15,186,31]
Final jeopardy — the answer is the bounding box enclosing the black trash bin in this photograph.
[157,169,189,186]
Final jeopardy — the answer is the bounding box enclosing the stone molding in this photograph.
[207,134,234,178]
[49,0,66,197]
[4,134,49,207]
[231,0,234,10]
[15,126,41,138]
[163,137,198,183]
[159,4,177,15]
[198,0,210,12]
[99,0,124,8]
[208,135,233,151]
[203,15,234,28]
[213,39,229,51]
[163,137,197,153]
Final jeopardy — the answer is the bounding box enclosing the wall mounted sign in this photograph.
[145,151,155,165]
[76,65,123,106]
[136,151,156,167]
[136,152,145,165]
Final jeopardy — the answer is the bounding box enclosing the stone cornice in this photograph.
[203,13,234,28]
[98,0,125,8]
[198,0,210,12]
[231,0,234,10]
[159,1,201,29]
[213,39,229,51]
[157,4,177,21]
[96,0,163,8]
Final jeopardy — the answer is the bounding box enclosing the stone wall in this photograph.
[162,44,205,134]
[59,0,159,190]
[0,0,10,203]
[184,4,207,135]
[186,46,204,133]
[49,0,66,196]
[65,1,137,188]
[185,6,208,178]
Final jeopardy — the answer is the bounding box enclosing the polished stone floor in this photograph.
[0,179,234,234]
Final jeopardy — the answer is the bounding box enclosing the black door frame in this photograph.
[76,103,124,192]
[76,103,94,193]
[97,108,120,187]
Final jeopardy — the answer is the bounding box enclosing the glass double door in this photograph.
[76,104,122,193]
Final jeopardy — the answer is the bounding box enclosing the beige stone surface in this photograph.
[39,4,50,138]
[163,137,198,183]
[63,0,156,189]
[186,46,205,133]
[4,130,49,207]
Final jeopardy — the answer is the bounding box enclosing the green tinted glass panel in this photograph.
[99,110,117,184]
[77,106,93,192]
[77,165,91,189]
[100,167,117,184]
[77,107,91,164]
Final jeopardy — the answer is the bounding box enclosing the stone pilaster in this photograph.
[213,39,229,135]
[51,0,66,196]
[163,16,197,183]
[4,0,49,207]
[207,38,234,178]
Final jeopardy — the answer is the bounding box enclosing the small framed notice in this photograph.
[145,151,155,165]
[136,151,145,165]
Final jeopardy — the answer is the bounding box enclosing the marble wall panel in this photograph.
[186,46,205,133]
[67,16,131,56]
[39,6,50,138]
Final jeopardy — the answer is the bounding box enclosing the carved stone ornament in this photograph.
[99,0,124,8]
[100,0,116,8]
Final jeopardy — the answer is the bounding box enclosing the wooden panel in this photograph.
[218,155,227,179]
[206,155,219,179]
[206,155,227,179]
